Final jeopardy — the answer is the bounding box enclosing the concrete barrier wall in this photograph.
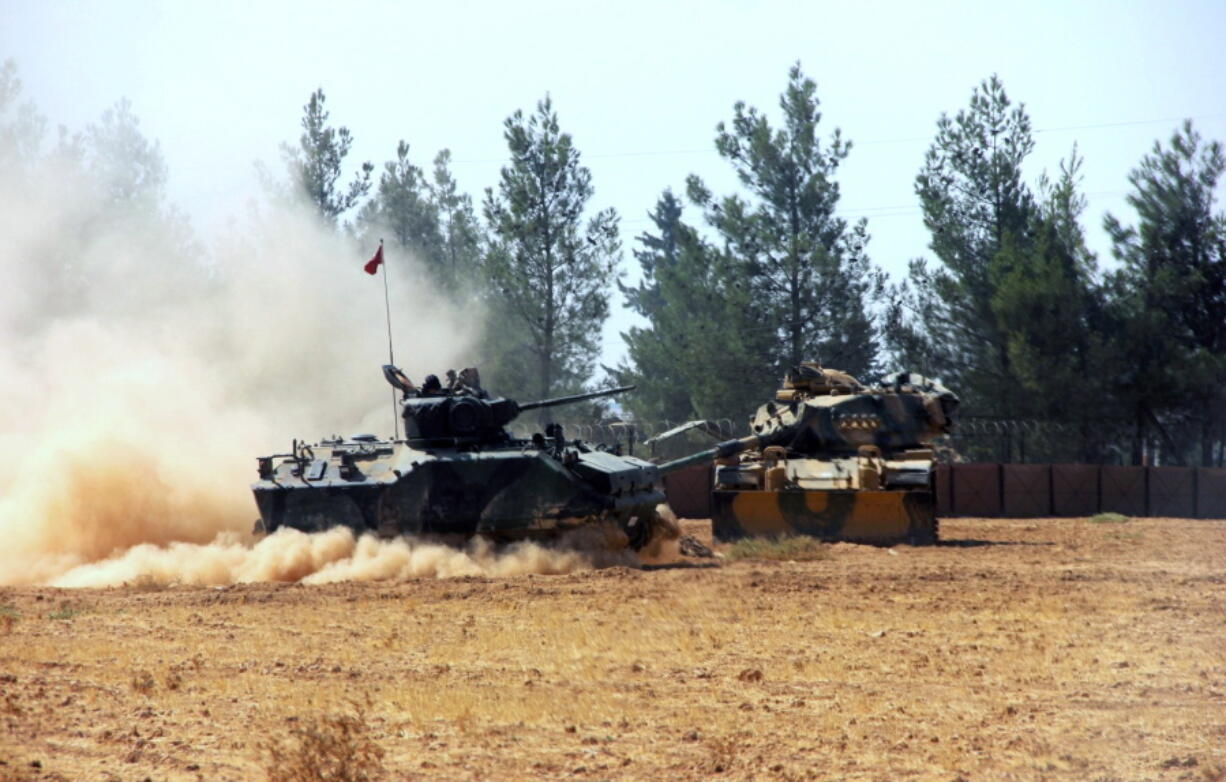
[951,463,1002,517]
[662,462,713,519]
[934,464,953,518]
[1002,464,1051,517]
[1051,464,1100,517]
[1101,466,1147,516]
[1198,468,1226,518]
[1148,467,1196,518]
[943,464,1224,519]
[663,462,1226,520]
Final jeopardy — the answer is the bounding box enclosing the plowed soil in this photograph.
[2,517,1223,781]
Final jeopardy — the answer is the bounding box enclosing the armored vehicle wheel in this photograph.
[628,507,680,553]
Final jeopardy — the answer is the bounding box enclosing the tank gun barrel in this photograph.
[655,411,807,475]
[656,434,768,476]
[518,385,636,412]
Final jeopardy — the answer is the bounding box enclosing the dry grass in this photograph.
[723,533,831,561]
[0,516,1223,780]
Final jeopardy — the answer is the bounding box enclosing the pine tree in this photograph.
[1105,121,1226,465]
[481,96,619,405]
[0,59,47,184]
[888,76,1037,420]
[660,237,771,423]
[687,63,882,381]
[621,190,684,324]
[0,69,200,327]
[280,88,373,226]
[615,192,692,423]
[885,76,1129,461]
[991,149,1115,460]
[355,145,483,295]
[83,98,169,209]
[77,99,201,296]
[615,190,767,425]
[356,140,443,270]
[431,149,483,293]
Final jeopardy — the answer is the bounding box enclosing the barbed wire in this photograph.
[954,418,1067,436]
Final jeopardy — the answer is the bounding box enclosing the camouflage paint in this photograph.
[252,380,670,550]
[660,365,956,547]
[711,489,937,545]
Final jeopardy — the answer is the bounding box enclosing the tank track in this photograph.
[908,512,939,545]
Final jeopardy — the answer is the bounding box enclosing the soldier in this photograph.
[381,365,418,397]
[457,367,488,399]
[420,374,443,396]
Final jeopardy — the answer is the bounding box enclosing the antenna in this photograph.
[377,239,399,441]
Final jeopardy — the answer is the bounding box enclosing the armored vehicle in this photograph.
[252,366,672,550]
[656,363,958,545]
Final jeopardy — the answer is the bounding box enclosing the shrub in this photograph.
[46,602,83,621]
[1089,512,1130,524]
[0,606,17,635]
[724,535,831,562]
[263,704,385,782]
[130,671,155,694]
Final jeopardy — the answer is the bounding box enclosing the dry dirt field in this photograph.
[1,517,1223,782]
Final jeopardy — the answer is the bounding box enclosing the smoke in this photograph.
[0,109,484,586]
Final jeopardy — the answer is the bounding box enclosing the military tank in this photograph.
[252,366,672,550]
[655,363,958,545]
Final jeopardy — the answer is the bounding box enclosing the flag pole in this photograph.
[378,239,400,441]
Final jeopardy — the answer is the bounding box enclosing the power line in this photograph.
[619,189,1134,225]
[1033,115,1226,134]
[448,113,1226,166]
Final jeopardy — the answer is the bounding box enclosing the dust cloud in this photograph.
[48,527,635,589]
[0,114,487,586]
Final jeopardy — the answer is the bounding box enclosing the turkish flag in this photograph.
[364,244,384,275]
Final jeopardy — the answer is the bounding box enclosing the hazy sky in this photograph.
[5,0,1225,368]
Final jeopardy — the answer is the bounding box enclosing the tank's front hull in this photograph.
[711,488,937,545]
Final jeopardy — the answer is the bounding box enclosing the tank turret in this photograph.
[391,368,634,445]
[659,368,956,473]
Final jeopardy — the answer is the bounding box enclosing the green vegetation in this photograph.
[0,604,17,634]
[886,77,1224,465]
[724,535,832,562]
[1089,512,1131,524]
[46,602,84,621]
[277,88,372,226]
[618,64,884,421]
[480,96,620,406]
[887,76,1111,462]
[4,56,1223,464]
[354,143,482,295]
[1104,121,1226,467]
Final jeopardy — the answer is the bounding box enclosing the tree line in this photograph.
[4,59,1222,466]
